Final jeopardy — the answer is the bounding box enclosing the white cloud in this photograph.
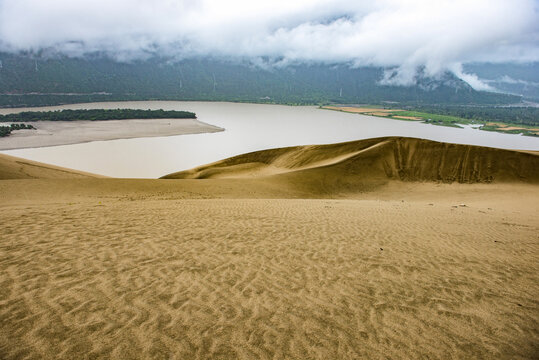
[449,64,496,91]
[0,0,537,85]
[492,75,539,86]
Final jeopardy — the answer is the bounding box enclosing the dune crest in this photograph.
[163,137,539,184]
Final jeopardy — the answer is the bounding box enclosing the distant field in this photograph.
[392,115,423,120]
[322,105,472,128]
[322,106,400,115]
[322,106,539,136]
[482,122,539,136]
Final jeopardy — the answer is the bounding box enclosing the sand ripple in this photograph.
[1,198,538,359]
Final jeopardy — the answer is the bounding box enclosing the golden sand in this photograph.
[323,106,400,114]
[392,115,423,120]
[1,137,538,359]
[322,107,423,121]
[366,112,392,117]
[499,126,539,132]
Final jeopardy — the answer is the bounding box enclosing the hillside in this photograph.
[464,62,539,101]
[0,53,520,107]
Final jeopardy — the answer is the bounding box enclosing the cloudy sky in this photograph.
[0,0,538,86]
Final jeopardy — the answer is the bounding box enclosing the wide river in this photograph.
[2,101,539,178]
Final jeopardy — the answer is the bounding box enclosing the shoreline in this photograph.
[0,118,224,150]
[0,99,298,112]
[321,105,539,137]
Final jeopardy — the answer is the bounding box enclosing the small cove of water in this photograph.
[2,101,539,178]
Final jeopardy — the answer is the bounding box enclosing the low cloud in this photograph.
[492,75,539,87]
[449,64,496,91]
[1,0,538,86]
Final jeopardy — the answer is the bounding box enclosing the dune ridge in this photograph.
[163,137,539,184]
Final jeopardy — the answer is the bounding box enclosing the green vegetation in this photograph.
[480,123,539,137]
[391,111,469,127]
[325,104,539,136]
[390,108,539,135]
[0,109,196,122]
[396,105,539,127]
[389,105,539,135]
[0,123,35,137]
[347,102,538,131]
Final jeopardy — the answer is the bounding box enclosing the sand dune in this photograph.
[163,137,539,183]
[0,153,102,180]
[163,137,539,197]
[1,137,538,359]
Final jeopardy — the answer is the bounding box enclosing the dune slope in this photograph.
[163,137,539,184]
[0,153,102,179]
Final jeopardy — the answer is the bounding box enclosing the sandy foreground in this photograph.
[0,119,223,150]
[1,137,538,359]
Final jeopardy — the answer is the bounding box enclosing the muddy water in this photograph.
[2,101,538,178]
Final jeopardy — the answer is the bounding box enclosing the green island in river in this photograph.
[0,109,197,122]
[0,108,223,149]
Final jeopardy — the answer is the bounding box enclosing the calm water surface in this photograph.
[2,101,539,178]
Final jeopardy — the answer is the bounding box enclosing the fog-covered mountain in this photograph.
[464,62,539,101]
[0,52,520,107]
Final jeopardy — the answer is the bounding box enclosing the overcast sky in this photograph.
[1,0,538,86]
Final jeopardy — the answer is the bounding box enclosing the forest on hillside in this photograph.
[0,53,520,108]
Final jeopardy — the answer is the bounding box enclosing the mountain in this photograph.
[0,52,520,107]
[464,62,539,101]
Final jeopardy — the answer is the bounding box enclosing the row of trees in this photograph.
[0,123,35,137]
[0,109,197,122]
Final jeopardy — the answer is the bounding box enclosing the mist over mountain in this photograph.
[1,0,537,92]
[463,62,539,101]
[0,52,520,107]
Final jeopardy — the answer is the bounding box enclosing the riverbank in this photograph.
[2,101,539,178]
[0,118,224,150]
[322,105,539,136]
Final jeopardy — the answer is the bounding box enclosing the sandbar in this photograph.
[0,118,224,150]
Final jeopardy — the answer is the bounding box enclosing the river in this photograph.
[2,101,538,178]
